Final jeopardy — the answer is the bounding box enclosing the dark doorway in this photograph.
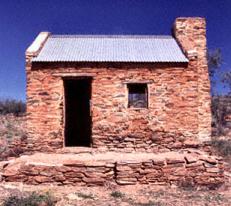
[64,78,92,147]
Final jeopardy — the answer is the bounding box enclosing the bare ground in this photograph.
[0,115,231,205]
[0,182,231,206]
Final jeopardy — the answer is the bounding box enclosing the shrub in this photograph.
[178,179,195,191]
[110,191,124,199]
[211,96,231,136]
[2,192,56,206]
[204,193,226,204]
[211,139,231,156]
[0,115,26,160]
[0,98,26,116]
[76,192,94,199]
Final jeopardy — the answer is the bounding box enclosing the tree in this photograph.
[207,49,222,95]
[208,48,231,95]
[207,49,231,136]
[223,72,231,94]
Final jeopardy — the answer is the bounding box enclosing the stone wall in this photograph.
[173,17,212,141]
[25,17,211,152]
[0,151,225,188]
[26,62,201,152]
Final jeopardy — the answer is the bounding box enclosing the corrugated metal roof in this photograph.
[32,35,188,63]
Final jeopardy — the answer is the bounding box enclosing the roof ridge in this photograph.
[50,35,173,39]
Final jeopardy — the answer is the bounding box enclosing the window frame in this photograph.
[127,83,148,109]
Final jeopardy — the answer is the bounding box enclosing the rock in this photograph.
[63,160,85,167]
[116,165,133,171]
[0,161,8,172]
[200,156,217,165]
[139,169,160,175]
[56,166,72,173]
[142,161,153,167]
[185,162,203,168]
[151,133,162,142]
[116,178,137,185]
[3,162,22,177]
[152,159,165,166]
[82,177,105,184]
[84,161,106,167]
[34,176,53,183]
[171,142,183,149]
[84,171,111,178]
[117,172,140,178]
[105,163,115,168]
[67,193,80,200]
[206,168,220,173]
[6,174,27,182]
[146,171,162,178]
[64,172,85,178]
[184,155,197,164]
[166,156,185,164]
[54,175,66,182]
[184,139,199,148]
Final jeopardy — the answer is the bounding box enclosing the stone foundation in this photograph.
[0,151,225,189]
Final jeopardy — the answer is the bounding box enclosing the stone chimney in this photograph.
[25,32,50,118]
[25,32,50,68]
[173,17,211,141]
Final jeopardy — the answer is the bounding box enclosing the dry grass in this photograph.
[0,115,26,139]
[0,115,26,160]
[0,183,230,206]
[2,191,56,206]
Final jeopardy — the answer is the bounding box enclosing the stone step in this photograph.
[0,151,226,189]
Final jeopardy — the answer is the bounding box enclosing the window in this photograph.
[127,83,148,108]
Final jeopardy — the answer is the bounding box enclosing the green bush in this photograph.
[2,192,56,206]
[0,98,26,116]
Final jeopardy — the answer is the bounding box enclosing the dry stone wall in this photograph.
[173,17,212,141]
[0,152,225,189]
[26,63,201,152]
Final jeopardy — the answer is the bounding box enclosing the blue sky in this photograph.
[0,0,230,100]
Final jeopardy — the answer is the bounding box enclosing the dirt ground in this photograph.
[0,182,230,206]
[0,115,231,205]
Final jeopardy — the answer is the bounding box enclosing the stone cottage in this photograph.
[25,17,211,152]
[2,17,223,187]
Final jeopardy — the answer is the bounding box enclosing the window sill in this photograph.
[127,107,149,111]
